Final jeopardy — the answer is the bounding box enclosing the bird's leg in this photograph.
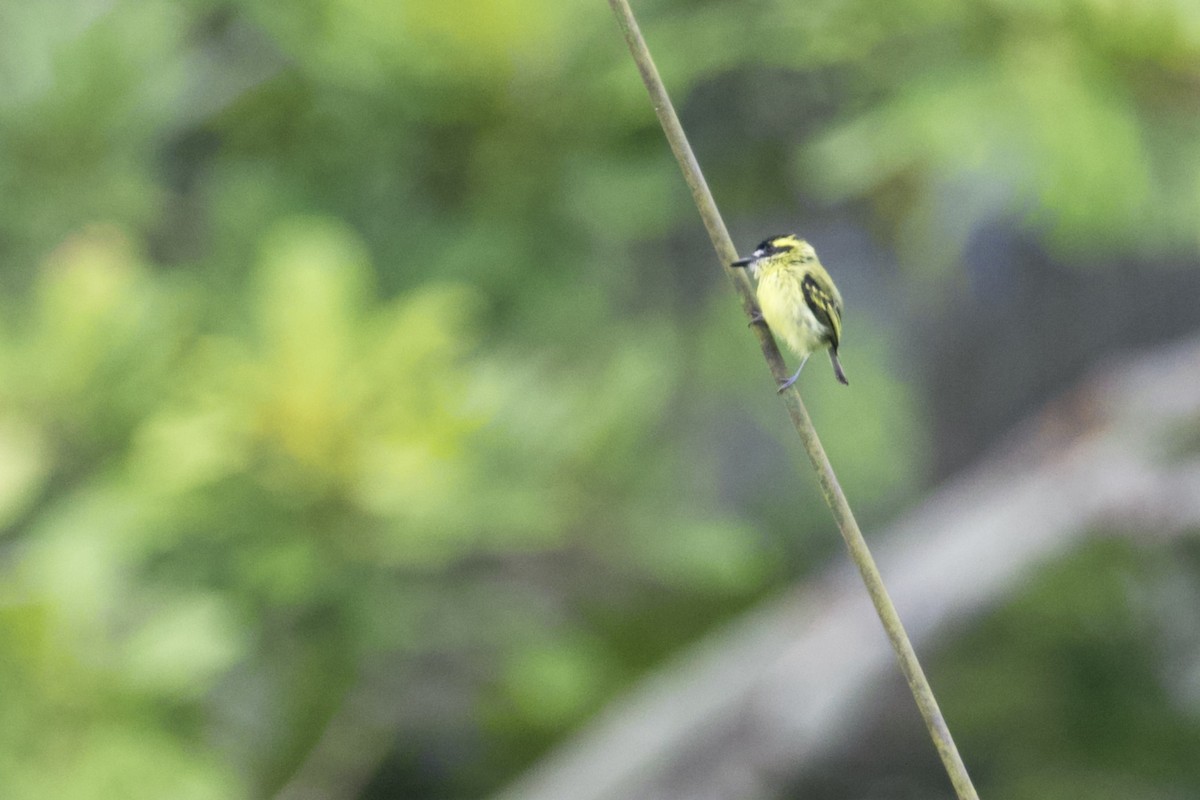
[776,355,809,393]
[748,308,765,326]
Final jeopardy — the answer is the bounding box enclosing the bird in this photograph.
[732,234,848,391]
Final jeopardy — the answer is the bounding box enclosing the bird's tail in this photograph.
[829,349,849,386]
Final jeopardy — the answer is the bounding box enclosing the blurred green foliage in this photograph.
[938,537,1200,800]
[801,0,1200,267]
[0,0,1197,798]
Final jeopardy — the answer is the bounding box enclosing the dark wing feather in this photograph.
[801,274,843,350]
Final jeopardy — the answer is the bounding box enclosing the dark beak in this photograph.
[732,247,767,268]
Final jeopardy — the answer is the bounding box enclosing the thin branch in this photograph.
[605,2,980,798]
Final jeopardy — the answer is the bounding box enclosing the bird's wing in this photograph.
[801,275,842,350]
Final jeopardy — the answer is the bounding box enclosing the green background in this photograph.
[2,0,1199,797]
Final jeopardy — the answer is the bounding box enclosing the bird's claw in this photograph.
[775,358,807,393]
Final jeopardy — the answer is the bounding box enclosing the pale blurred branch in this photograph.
[603,1,979,798]
[494,332,1200,800]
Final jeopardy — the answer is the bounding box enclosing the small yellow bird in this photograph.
[732,234,848,391]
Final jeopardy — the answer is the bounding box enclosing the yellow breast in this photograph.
[756,266,826,358]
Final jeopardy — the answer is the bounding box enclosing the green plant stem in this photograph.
[605,2,980,798]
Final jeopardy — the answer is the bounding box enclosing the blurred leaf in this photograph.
[122,591,244,697]
[498,635,614,729]
[0,416,50,529]
[627,516,770,592]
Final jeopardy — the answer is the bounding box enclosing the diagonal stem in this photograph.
[605,2,981,798]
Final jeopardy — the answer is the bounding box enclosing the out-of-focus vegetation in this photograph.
[1,0,1199,798]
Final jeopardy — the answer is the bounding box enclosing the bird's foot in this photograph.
[775,358,808,394]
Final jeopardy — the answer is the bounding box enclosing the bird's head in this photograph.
[731,234,815,275]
